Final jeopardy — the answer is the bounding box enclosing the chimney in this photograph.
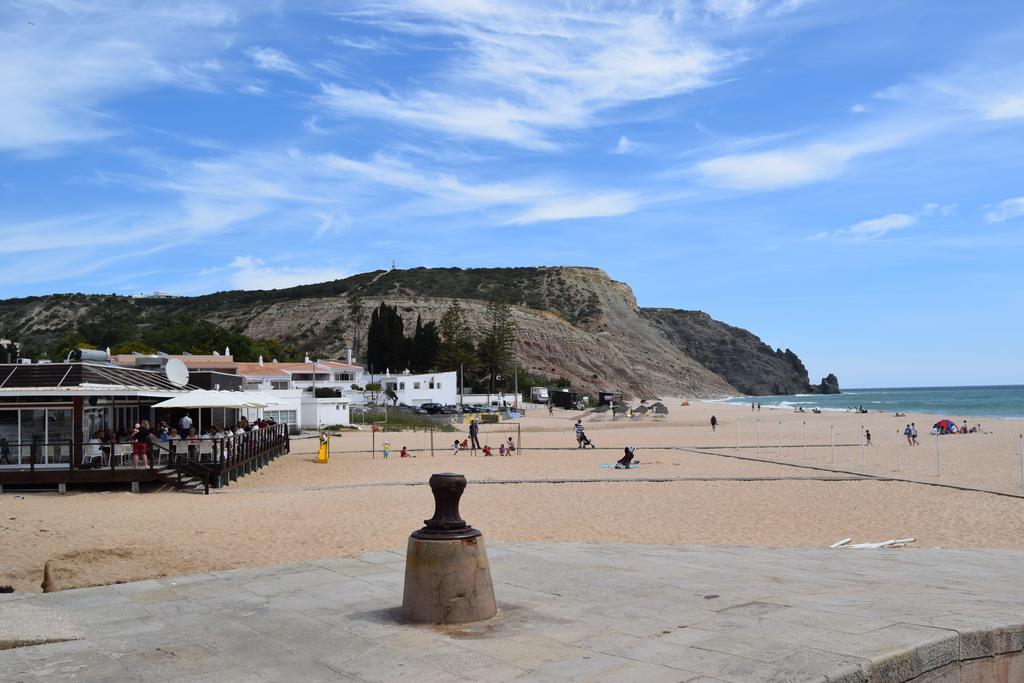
[346,347,353,365]
[225,346,230,357]
[258,355,264,366]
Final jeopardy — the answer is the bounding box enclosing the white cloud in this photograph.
[319,3,734,148]
[984,97,1024,121]
[844,213,916,239]
[0,1,245,153]
[506,193,637,224]
[814,202,954,241]
[850,103,867,114]
[245,47,306,78]
[614,135,632,154]
[697,142,861,190]
[229,257,349,290]
[706,0,762,21]
[985,196,1024,224]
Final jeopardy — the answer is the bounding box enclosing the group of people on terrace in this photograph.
[82,413,278,469]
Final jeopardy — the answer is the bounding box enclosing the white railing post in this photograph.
[860,425,865,467]
[935,433,941,477]
[736,418,740,453]
[756,418,760,456]
[830,425,835,464]
[896,429,901,472]
[1018,434,1023,489]
[777,420,782,458]
[802,421,806,461]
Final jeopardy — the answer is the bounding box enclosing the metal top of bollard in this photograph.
[411,473,481,540]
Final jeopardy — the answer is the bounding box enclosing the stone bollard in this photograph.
[401,473,497,625]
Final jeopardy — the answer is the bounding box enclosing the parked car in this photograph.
[442,404,463,414]
[418,403,446,415]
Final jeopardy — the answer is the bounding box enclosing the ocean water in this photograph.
[714,385,1024,420]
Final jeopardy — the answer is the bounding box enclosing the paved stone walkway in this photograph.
[2,542,1023,681]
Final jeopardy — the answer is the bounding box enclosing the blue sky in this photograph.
[2,1,1023,388]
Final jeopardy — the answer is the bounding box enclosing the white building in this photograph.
[234,359,459,428]
[110,351,461,429]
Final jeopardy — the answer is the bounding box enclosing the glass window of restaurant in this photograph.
[0,410,17,464]
[0,407,75,466]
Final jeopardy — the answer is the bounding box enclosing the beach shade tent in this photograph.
[152,390,271,432]
[650,402,669,415]
[933,419,957,433]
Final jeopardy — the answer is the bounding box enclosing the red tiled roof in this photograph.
[235,360,361,378]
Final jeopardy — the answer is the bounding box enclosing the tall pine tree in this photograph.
[438,300,478,385]
[477,295,516,393]
[366,302,406,372]
[409,315,441,373]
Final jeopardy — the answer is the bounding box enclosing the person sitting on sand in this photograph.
[482,445,492,456]
[505,437,516,454]
[400,446,412,458]
[615,446,637,469]
[499,443,507,456]
[452,439,461,454]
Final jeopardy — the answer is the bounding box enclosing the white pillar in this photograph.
[736,418,740,453]
[777,420,782,457]
[756,418,760,456]
[802,421,806,461]
[896,430,901,472]
[1018,434,1022,489]
[860,425,865,467]
[830,425,835,464]
[935,434,941,477]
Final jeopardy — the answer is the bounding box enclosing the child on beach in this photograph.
[505,437,516,454]
[400,446,412,458]
[865,430,872,446]
[482,445,493,456]
[382,441,390,459]
[499,443,507,456]
[452,440,461,454]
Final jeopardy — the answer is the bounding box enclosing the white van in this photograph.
[530,386,549,403]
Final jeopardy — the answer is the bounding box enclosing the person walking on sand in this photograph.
[865,429,873,446]
[710,415,718,432]
[904,424,913,446]
[574,420,585,448]
[469,418,481,450]
[910,423,919,446]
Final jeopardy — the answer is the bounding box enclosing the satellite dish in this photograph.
[165,358,190,387]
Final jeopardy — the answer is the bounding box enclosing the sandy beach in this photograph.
[3,399,1023,593]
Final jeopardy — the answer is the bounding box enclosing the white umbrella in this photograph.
[152,390,269,434]
[151,390,268,409]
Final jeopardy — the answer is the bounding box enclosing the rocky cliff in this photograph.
[0,266,837,398]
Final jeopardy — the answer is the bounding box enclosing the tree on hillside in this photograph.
[477,295,516,394]
[54,333,96,360]
[409,315,441,373]
[347,292,367,363]
[76,299,137,350]
[366,302,406,372]
[438,301,478,383]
